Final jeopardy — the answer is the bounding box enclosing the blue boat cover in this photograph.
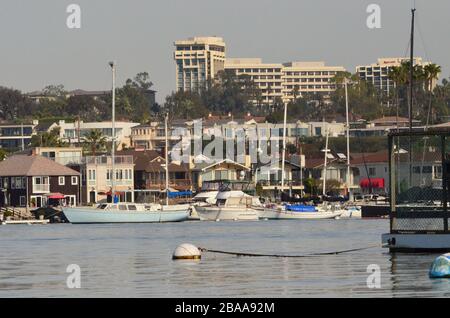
[168,191,193,198]
[285,204,317,212]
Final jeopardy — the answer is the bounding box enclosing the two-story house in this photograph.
[0,155,80,208]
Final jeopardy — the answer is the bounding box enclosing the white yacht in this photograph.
[195,190,261,221]
[257,203,344,220]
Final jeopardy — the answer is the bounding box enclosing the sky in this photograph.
[1,0,449,103]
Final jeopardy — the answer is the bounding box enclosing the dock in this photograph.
[1,219,49,225]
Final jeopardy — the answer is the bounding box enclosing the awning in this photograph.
[360,178,385,188]
[46,193,66,199]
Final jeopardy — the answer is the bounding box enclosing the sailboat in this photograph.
[63,62,189,224]
[256,102,344,220]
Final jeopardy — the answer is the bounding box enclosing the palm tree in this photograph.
[423,63,441,125]
[83,129,107,156]
[388,66,405,130]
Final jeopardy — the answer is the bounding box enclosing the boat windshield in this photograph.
[98,204,108,209]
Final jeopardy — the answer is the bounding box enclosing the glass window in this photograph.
[59,176,65,185]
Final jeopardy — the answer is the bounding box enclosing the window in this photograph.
[422,166,432,173]
[71,176,78,185]
[20,196,26,207]
[58,176,65,185]
[368,167,376,176]
[434,166,442,179]
[88,170,96,180]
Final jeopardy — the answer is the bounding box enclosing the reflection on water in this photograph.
[0,219,448,297]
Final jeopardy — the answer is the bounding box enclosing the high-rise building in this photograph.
[356,57,429,96]
[224,58,284,105]
[174,36,226,92]
[224,59,346,105]
[282,62,346,102]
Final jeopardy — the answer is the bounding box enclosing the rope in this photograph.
[198,244,384,258]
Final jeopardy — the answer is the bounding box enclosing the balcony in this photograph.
[258,180,304,189]
[85,156,133,165]
[145,179,192,191]
[32,184,50,193]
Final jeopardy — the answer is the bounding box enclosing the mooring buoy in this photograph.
[429,253,450,278]
[172,243,201,260]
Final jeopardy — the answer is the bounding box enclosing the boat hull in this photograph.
[195,206,259,221]
[63,207,189,224]
[257,208,343,220]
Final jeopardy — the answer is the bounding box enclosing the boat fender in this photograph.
[429,253,450,278]
[172,243,201,260]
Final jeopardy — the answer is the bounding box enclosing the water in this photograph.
[0,219,449,297]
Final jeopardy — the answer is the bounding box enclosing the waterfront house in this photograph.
[352,149,442,194]
[191,159,250,191]
[304,151,357,195]
[116,149,192,192]
[31,146,83,167]
[56,120,139,149]
[254,157,305,196]
[0,155,80,208]
[83,155,134,204]
[0,120,38,152]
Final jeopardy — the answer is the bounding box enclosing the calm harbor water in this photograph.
[0,219,448,297]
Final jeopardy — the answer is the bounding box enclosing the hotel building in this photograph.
[224,59,346,105]
[356,57,429,95]
[174,36,226,92]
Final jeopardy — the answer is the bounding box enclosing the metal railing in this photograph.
[388,130,449,234]
[85,156,133,165]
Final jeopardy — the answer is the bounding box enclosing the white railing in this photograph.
[32,184,50,193]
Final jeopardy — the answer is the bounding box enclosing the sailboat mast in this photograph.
[409,8,416,132]
[165,114,169,206]
[345,79,351,198]
[322,126,329,196]
[280,101,288,195]
[409,8,416,187]
[109,61,116,202]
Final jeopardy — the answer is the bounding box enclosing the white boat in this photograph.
[63,203,189,224]
[257,203,344,220]
[189,191,218,220]
[340,205,362,218]
[195,191,260,221]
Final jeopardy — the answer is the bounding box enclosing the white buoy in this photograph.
[172,243,201,260]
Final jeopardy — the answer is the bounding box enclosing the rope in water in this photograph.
[198,244,384,258]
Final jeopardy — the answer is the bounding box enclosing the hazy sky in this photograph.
[1,0,449,103]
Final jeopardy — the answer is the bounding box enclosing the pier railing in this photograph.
[388,130,449,234]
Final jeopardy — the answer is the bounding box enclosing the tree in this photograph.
[0,149,8,161]
[66,95,110,121]
[164,91,208,120]
[31,127,65,147]
[83,129,107,156]
[423,64,442,125]
[0,87,33,121]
